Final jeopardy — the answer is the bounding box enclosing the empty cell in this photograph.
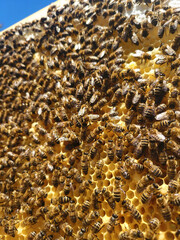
[132,198,139,206]
[106,172,113,179]
[165,232,175,240]
[160,222,167,232]
[104,179,110,187]
[127,190,134,199]
[148,206,154,214]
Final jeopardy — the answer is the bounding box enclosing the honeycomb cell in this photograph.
[165,232,175,240]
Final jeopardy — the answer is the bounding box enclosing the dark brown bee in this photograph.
[83,211,99,227]
[106,213,119,233]
[168,180,178,193]
[73,168,83,183]
[125,88,136,109]
[90,139,104,159]
[116,137,123,160]
[81,152,89,175]
[91,221,104,234]
[58,196,71,204]
[125,156,144,172]
[167,156,177,179]
[24,216,38,225]
[119,229,144,240]
[79,179,92,194]
[118,164,131,180]
[75,227,86,239]
[156,193,171,221]
[148,137,158,159]
[141,183,159,204]
[35,206,48,218]
[107,140,115,161]
[69,200,77,223]
[126,0,133,9]
[102,187,116,209]
[51,169,60,187]
[159,151,168,165]
[122,199,141,221]
[69,148,82,166]
[86,126,104,143]
[137,174,155,193]
[149,217,160,231]
[144,159,162,177]
[158,22,165,38]
[95,159,104,179]
[167,140,180,157]
[113,176,125,202]
[64,177,72,195]
[61,222,73,236]
[170,194,180,206]
[28,231,37,240]
[144,98,155,120]
[82,200,91,213]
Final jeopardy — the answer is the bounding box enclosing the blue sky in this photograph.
[0,0,55,31]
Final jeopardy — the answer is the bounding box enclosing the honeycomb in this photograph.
[0,0,180,239]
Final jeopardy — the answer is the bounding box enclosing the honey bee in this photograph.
[82,200,91,213]
[167,156,177,179]
[64,177,72,195]
[141,183,159,204]
[51,169,60,187]
[35,206,48,219]
[166,140,180,157]
[106,213,119,233]
[111,88,122,106]
[143,98,155,120]
[168,180,178,193]
[86,126,104,143]
[0,193,9,206]
[102,187,116,209]
[83,211,99,227]
[92,188,103,210]
[91,221,104,234]
[90,139,104,160]
[3,219,17,237]
[122,199,141,221]
[107,140,115,161]
[81,152,89,175]
[116,137,123,160]
[148,137,158,159]
[95,159,104,179]
[125,88,136,109]
[24,216,38,225]
[79,179,92,193]
[144,159,162,177]
[61,222,73,236]
[125,156,144,172]
[171,194,180,206]
[149,217,160,231]
[119,229,144,240]
[159,151,168,165]
[28,231,37,240]
[69,148,82,166]
[75,227,86,240]
[69,200,77,223]
[118,164,131,180]
[58,196,71,204]
[113,176,125,202]
[156,193,171,221]
[137,174,154,193]
[73,168,83,183]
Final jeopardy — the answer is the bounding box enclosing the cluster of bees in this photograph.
[0,0,180,239]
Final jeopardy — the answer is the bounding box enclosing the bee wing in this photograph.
[155,55,166,65]
[149,130,166,142]
[131,50,144,58]
[155,111,168,120]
